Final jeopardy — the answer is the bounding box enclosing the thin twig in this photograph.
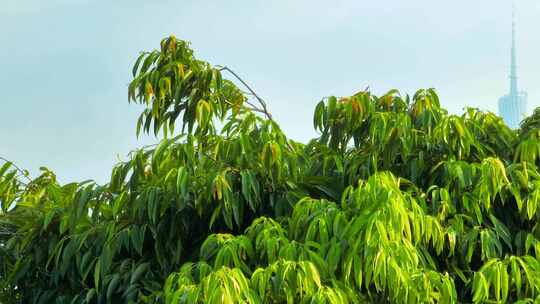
[0,157,32,183]
[216,65,273,121]
[244,100,261,110]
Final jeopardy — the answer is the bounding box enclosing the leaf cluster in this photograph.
[3,36,540,303]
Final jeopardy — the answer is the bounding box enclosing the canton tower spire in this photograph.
[498,0,528,129]
[510,0,518,96]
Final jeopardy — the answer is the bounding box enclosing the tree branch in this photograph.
[0,157,32,184]
[216,65,273,121]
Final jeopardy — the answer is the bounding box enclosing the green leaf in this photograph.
[130,262,150,284]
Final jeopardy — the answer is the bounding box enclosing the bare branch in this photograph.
[0,157,32,184]
[215,65,273,121]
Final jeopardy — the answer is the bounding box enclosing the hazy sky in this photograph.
[1,0,539,183]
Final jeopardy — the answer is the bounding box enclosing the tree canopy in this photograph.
[2,36,540,303]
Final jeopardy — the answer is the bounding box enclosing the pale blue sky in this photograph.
[1,0,539,183]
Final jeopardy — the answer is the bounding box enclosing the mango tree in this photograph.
[2,36,540,303]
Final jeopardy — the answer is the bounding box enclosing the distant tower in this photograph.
[498,2,528,129]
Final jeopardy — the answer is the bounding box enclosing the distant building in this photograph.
[498,3,528,129]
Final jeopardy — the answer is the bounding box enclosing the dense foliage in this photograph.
[2,36,540,303]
